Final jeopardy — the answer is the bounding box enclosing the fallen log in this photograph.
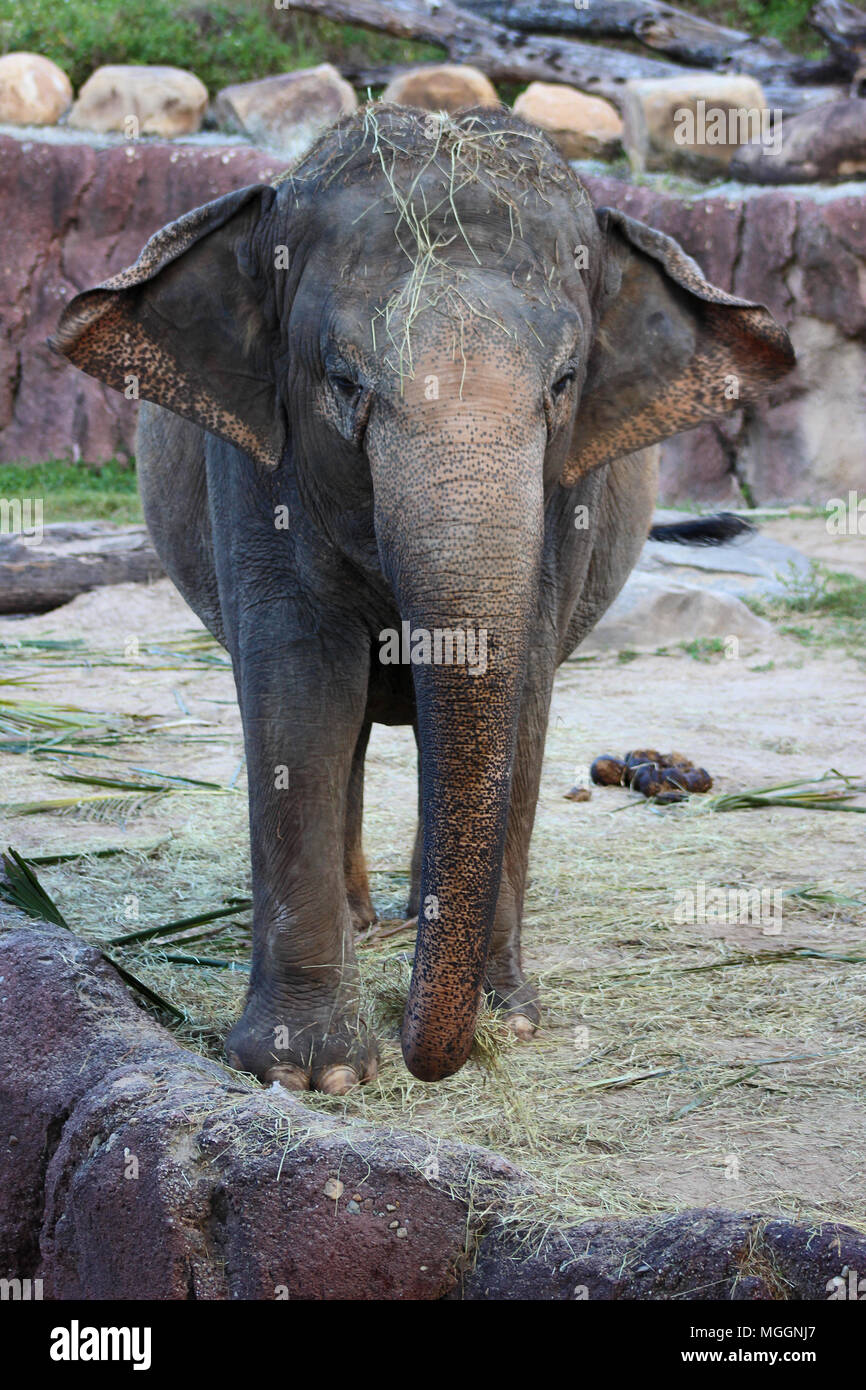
[0,522,163,614]
[459,0,837,83]
[338,60,413,90]
[813,0,866,44]
[286,0,845,116]
[811,0,866,86]
[283,0,687,110]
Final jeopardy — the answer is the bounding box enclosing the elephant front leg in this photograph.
[225,638,378,1095]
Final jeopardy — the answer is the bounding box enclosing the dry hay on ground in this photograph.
[1,518,864,1239]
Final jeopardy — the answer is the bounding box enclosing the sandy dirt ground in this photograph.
[1,516,864,1232]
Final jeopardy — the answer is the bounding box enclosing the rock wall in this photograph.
[2,131,864,504]
[0,135,285,465]
[3,918,865,1300]
[582,173,866,505]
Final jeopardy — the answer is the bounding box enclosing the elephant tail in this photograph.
[648,512,754,546]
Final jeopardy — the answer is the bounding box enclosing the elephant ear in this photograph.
[562,206,795,484]
[50,183,285,468]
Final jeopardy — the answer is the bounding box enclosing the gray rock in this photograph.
[0,920,521,1300]
[213,65,356,160]
[579,569,771,654]
[731,98,866,185]
[639,511,814,598]
[579,514,816,653]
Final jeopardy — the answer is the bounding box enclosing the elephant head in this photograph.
[52,106,794,1082]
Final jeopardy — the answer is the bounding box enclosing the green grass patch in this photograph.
[748,562,866,662]
[0,0,442,95]
[0,459,142,524]
[680,636,726,662]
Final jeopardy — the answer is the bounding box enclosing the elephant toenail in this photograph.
[264,1064,309,1091]
[318,1065,360,1095]
[507,1014,536,1041]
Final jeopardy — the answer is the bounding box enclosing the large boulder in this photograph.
[512,82,622,161]
[579,572,772,654]
[639,513,814,599]
[0,53,72,126]
[455,1210,866,1301]
[623,73,770,177]
[213,64,356,158]
[731,98,866,184]
[0,921,502,1299]
[67,65,208,137]
[382,64,498,113]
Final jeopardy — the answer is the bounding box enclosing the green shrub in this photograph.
[682,1,823,54]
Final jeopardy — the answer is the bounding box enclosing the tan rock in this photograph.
[382,64,498,114]
[214,64,356,159]
[623,74,769,178]
[67,65,208,138]
[0,53,72,126]
[513,82,622,161]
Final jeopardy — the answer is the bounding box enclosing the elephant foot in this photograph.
[226,1002,379,1095]
[484,969,540,1041]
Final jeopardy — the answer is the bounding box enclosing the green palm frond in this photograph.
[0,846,70,927]
[1,847,183,1019]
[700,770,865,813]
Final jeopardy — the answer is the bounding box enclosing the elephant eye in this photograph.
[551,366,576,398]
[330,372,362,402]
[327,364,372,447]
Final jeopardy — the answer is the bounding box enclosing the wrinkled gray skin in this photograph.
[54,107,793,1091]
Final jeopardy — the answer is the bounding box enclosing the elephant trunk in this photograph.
[403,623,534,1081]
[370,395,545,1082]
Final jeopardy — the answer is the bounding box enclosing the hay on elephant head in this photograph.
[279,103,589,388]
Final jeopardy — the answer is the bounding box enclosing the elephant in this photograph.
[52,105,794,1093]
